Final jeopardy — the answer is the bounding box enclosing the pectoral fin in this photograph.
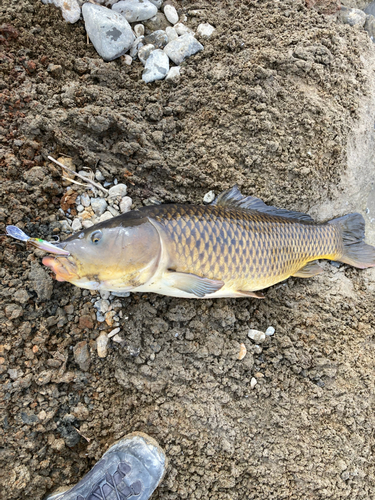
[164,270,224,298]
[293,261,323,278]
[236,290,265,299]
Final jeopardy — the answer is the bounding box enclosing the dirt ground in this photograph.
[1,0,375,499]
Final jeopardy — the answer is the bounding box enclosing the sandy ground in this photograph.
[1,1,375,499]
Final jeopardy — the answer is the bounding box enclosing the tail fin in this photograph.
[328,213,375,269]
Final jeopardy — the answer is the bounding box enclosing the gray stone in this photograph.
[364,1,375,16]
[248,329,266,343]
[71,218,82,231]
[197,22,215,38]
[130,35,144,58]
[91,197,108,216]
[80,192,91,207]
[82,4,135,62]
[265,326,275,336]
[99,211,113,222]
[365,14,375,41]
[163,4,178,24]
[73,341,90,371]
[108,183,127,198]
[142,49,169,82]
[144,30,169,48]
[107,205,120,217]
[164,33,203,65]
[29,262,53,301]
[165,26,178,41]
[143,12,171,34]
[339,7,366,26]
[149,0,163,7]
[95,169,105,181]
[112,0,157,22]
[203,190,215,204]
[165,65,180,82]
[138,44,156,64]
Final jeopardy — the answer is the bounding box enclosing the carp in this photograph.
[8,187,375,298]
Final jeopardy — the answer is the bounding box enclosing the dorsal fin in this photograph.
[211,186,314,222]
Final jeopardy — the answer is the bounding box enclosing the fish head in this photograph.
[42,211,161,292]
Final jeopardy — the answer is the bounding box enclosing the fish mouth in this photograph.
[42,256,78,282]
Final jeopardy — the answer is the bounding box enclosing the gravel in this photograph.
[164,33,203,65]
[142,49,170,83]
[248,329,266,343]
[112,0,158,22]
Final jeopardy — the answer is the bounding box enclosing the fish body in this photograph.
[41,187,375,298]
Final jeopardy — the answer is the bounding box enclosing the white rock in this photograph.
[80,192,91,207]
[108,327,121,338]
[165,26,178,41]
[94,298,110,313]
[248,329,266,343]
[197,22,215,38]
[265,326,275,336]
[59,220,72,232]
[250,377,257,389]
[174,22,194,36]
[71,218,82,231]
[112,0,157,22]
[130,35,144,58]
[76,204,84,213]
[163,4,178,24]
[165,65,180,83]
[91,198,108,216]
[134,23,145,37]
[164,33,203,65]
[203,190,215,204]
[95,170,105,182]
[112,334,124,343]
[97,332,109,358]
[82,220,94,229]
[120,196,132,213]
[122,54,133,65]
[108,183,127,198]
[108,205,120,217]
[148,0,163,7]
[142,49,169,83]
[339,7,366,27]
[82,4,135,62]
[99,211,114,222]
[42,0,81,23]
[138,43,156,64]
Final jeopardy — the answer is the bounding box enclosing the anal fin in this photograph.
[236,290,265,299]
[293,261,323,278]
[165,270,224,298]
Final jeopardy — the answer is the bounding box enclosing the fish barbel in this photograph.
[40,187,375,298]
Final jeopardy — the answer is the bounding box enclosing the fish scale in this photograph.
[147,204,342,292]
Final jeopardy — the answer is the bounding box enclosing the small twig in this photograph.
[72,426,91,443]
[48,155,109,194]
[62,176,87,187]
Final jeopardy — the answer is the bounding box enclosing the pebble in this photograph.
[174,22,194,36]
[108,183,127,198]
[42,0,81,24]
[339,7,366,26]
[134,24,145,37]
[265,326,275,336]
[112,334,124,343]
[238,343,247,360]
[91,198,108,216]
[73,341,90,371]
[108,327,121,338]
[203,190,215,203]
[97,332,109,358]
[107,205,120,217]
[144,12,171,34]
[95,170,105,182]
[112,0,158,22]
[99,211,114,222]
[130,35,145,58]
[149,0,163,7]
[120,196,133,213]
[71,218,82,231]
[96,312,105,322]
[82,220,94,229]
[165,65,180,83]
[76,204,84,213]
[144,30,169,48]
[122,54,133,65]
[248,329,266,343]
[250,377,257,389]
[197,22,215,38]
[94,299,110,314]
[80,192,91,207]
[138,43,156,64]
[164,33,203,65]
[165,26,178,41]
[254,345,262,354]
[163,4,179,24]
[111,291,130,297]
[142,49,170,82]
[82,4,135,62]
[365,15,375,41]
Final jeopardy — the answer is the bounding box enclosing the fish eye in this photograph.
[91,230,102,244]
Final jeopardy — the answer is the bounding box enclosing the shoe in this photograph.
[45,432,167,500]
